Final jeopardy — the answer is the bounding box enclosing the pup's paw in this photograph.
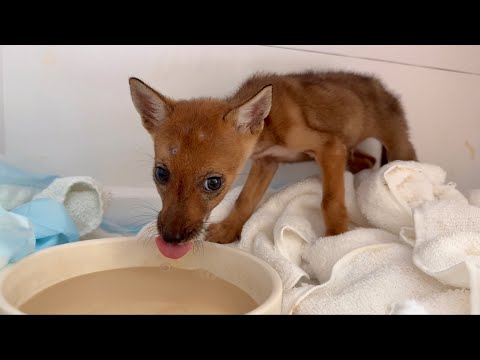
[206,222,240,244]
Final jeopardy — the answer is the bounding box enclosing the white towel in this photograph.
[224,161,479,314]
[33,177,111,237]
[467,257,480,314]
[403,200,480,288]
[0,185,40,211]
[389,300,429,315]
[237,173,367,292]
[302,228,400,283]
[291,243,465,314]
[356,161,467,234]
[469,189,480,207]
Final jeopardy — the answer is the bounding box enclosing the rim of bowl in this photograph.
[0,237,283,315]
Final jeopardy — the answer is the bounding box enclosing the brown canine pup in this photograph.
[129,71,417,255]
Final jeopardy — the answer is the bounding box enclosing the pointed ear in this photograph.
[225,84,272,134]
[129,77,173,133]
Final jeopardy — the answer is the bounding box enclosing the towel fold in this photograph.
[290,243,461,314]
[469,189,480,207]
[33,176,111,237]
[467,257,480,314]
[302,228,400,283]
[389,300,429,315]
[237,173,366,293]
[403,200,480,288]
[356,161,467,234]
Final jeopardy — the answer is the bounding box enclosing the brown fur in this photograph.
[129,71,417,244]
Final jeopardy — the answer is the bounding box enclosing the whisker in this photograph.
[126,216,158,225]
[143,229,157,248]
[136,222,158,248]
[129,201,161,214]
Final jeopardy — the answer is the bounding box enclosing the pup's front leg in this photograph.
[314,137,349,236]
[207,158,278,244]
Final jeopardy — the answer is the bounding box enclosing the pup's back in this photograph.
[230,71,415,161]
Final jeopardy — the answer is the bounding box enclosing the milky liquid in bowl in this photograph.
[20,266,258,315]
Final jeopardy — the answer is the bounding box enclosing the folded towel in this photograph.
[469,190,480,207]
[467,258,480,314]
[33,177,111,237]
[402,200,480,288]
[389,291,470,315]
[225,161,480,313]
[302,228,400,283]
[389,300,429,315]
[298,227,471,314]
[237,173,366,294]
[356,161,467,234]
[291,243,462,314]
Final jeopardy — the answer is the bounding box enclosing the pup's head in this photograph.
[129,77,272,247]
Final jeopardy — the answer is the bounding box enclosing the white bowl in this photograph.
[0,237,282,315]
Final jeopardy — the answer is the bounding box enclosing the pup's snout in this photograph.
[162,230,183,244]
[157,205,204,244]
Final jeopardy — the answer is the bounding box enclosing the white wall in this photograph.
[1,45,479,193]
[277,45,480,74]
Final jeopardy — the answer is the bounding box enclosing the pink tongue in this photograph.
[155,235,193,259]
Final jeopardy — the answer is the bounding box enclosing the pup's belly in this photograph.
[251,145,314,163]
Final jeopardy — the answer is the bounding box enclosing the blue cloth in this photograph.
[0,198,79,268]
[12,199,79,251]
[0,161,80,268]
[1,161,139,236]
[0,161,146,269]
[0,162,59,211]
[0,205,35,266]
[0,162,58,189]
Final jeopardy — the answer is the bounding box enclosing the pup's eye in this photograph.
[155,166,169,184]
[204,177,222,192]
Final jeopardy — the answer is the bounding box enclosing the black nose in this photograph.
[162,230,182,244]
